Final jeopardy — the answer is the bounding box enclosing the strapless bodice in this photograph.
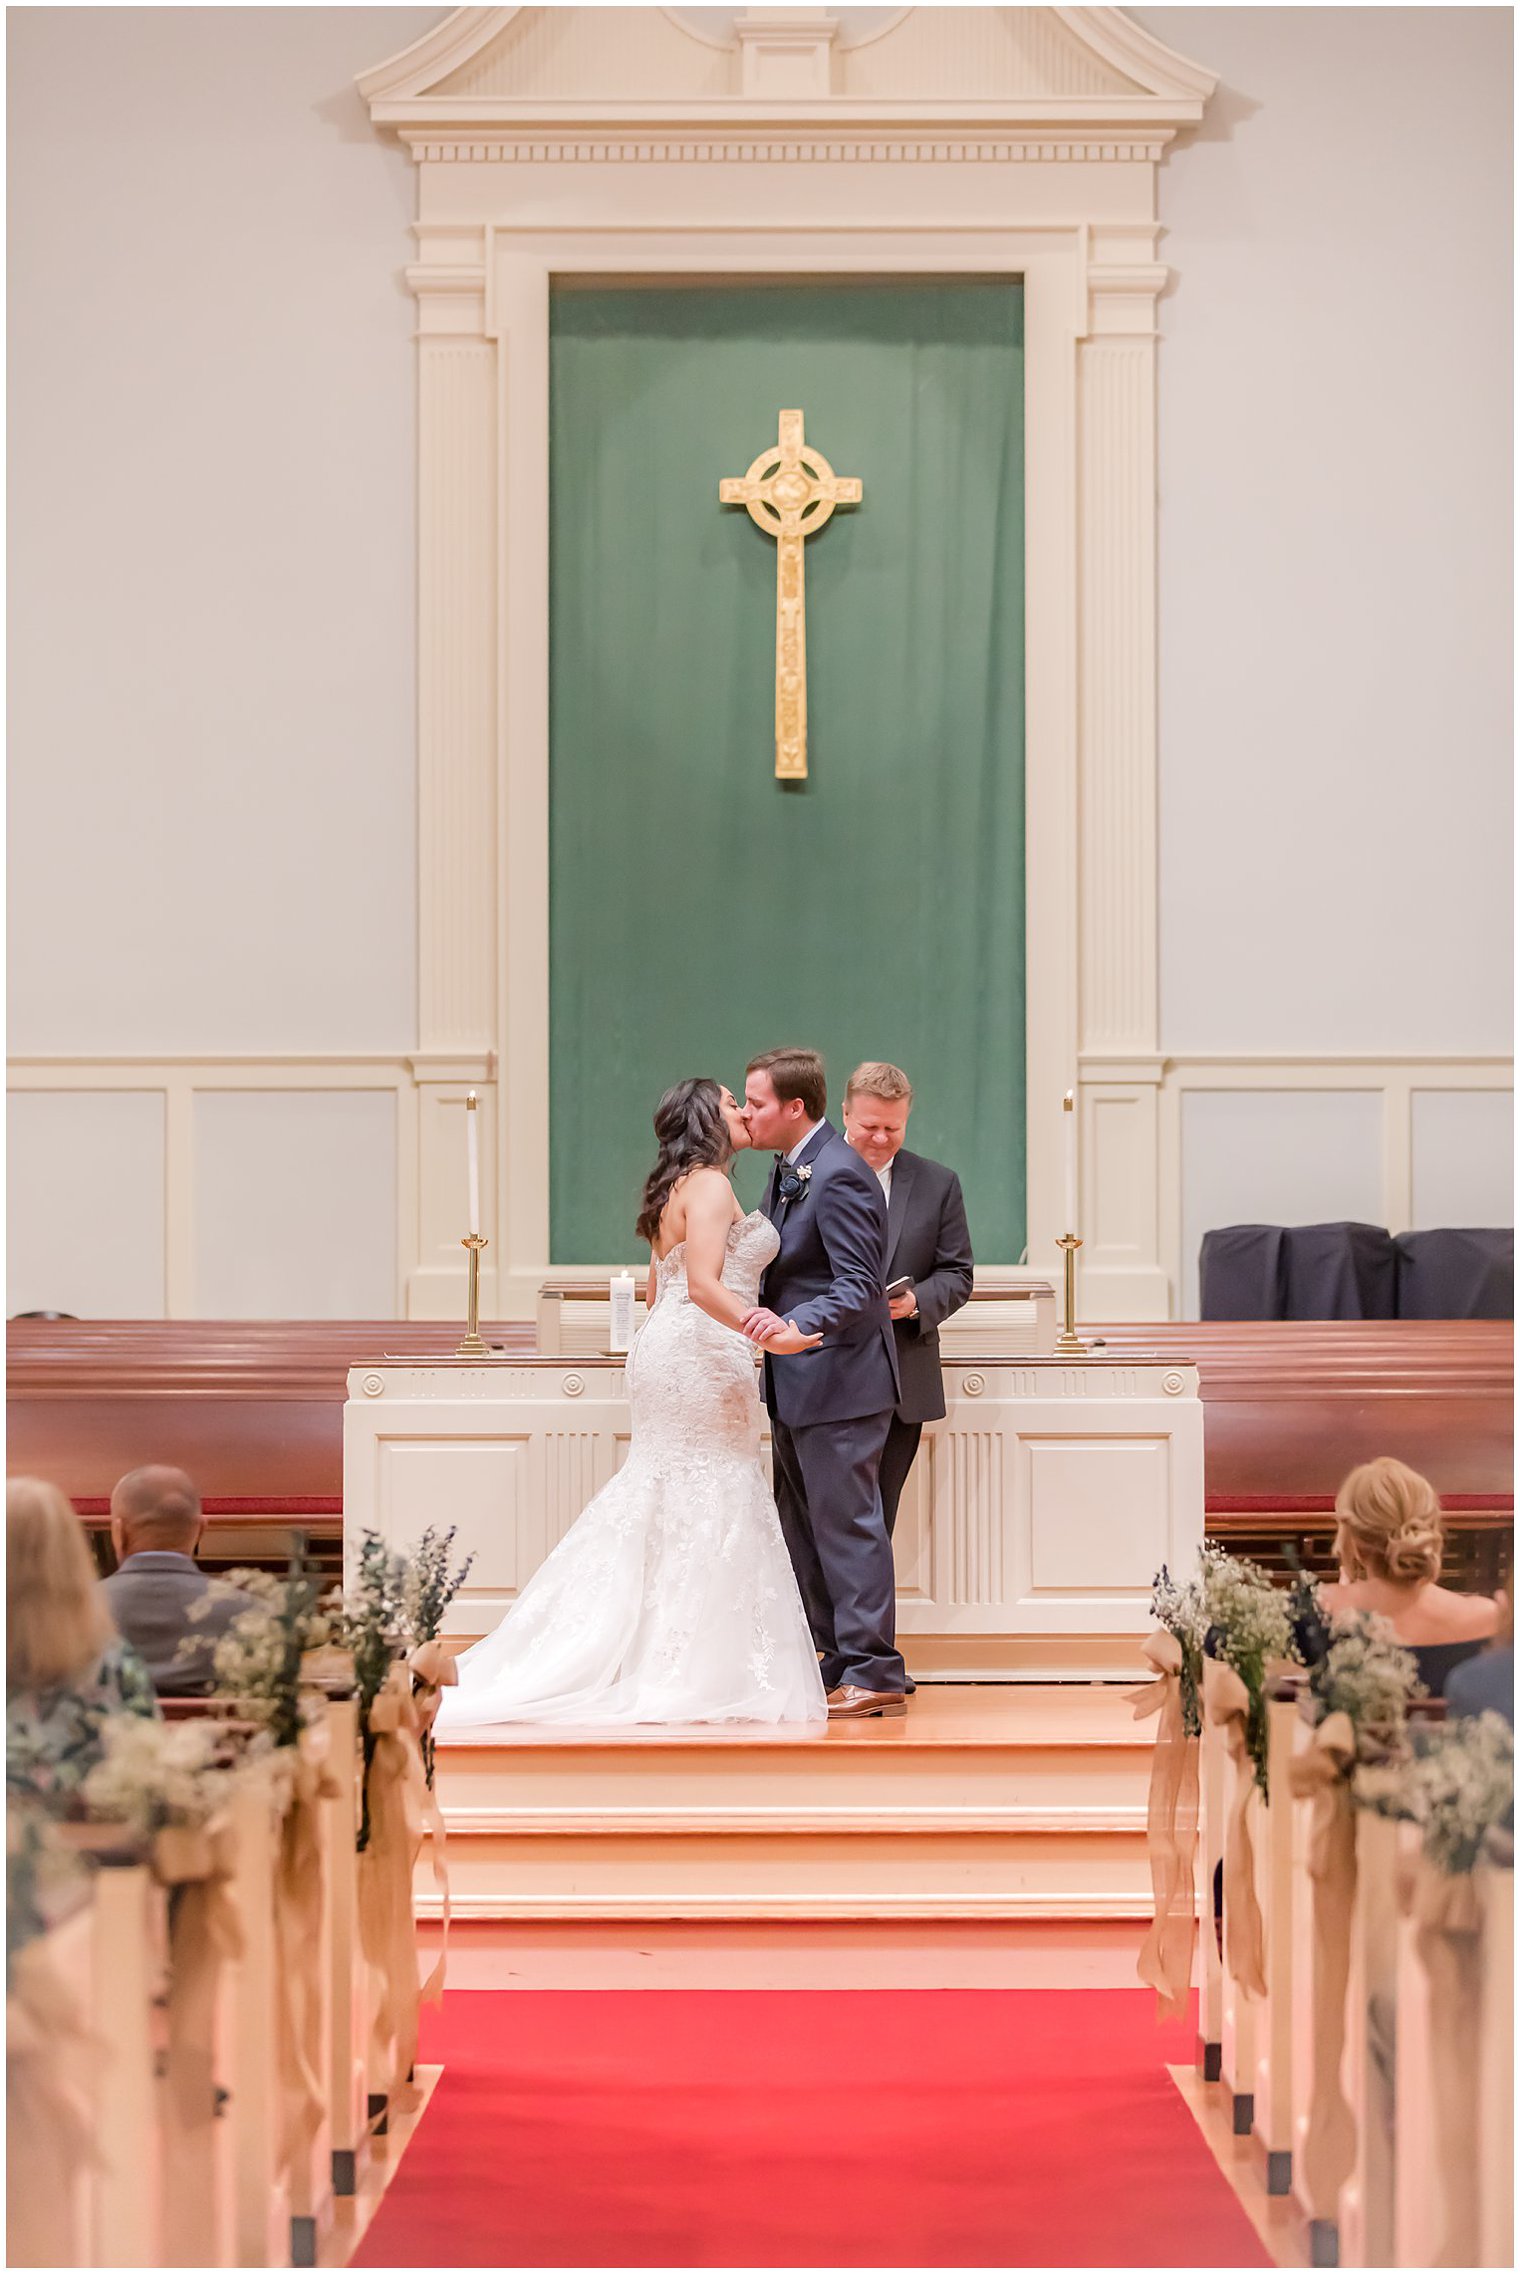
[652,1208,778,1311]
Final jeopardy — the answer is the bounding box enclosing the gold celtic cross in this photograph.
[720,409,861,781]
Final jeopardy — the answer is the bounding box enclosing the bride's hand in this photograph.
[760,1321,823,1356]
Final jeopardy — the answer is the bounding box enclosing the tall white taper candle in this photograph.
[1062,1090,1077,1233]
[466,1091,481,1236]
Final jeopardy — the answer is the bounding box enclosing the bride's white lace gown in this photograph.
[435,1210,827,1732]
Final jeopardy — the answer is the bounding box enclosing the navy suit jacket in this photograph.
[881,1148,975,1425]
[759,1120,900,1428]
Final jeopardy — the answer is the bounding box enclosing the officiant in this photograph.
[842,1063,975,1539]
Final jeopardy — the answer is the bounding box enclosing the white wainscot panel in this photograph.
[1024,1436,1169,1595]
[7,1090,166,1317]
[194,1090,397,1317]
[1410,1090,1514,1229]
[378,1436,533,1625]
[1180,1089,1384,1314]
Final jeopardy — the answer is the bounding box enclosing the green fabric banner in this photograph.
[550,282,1025,1263]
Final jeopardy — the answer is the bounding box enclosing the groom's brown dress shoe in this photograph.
[826,1685,908,1720]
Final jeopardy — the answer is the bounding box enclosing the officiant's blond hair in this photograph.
[7,1476,114,1694]
[846,1061,913,1105]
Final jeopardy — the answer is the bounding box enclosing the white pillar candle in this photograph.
[609,1272,636,1354]
[1062,1090,1077,1234]
[466,1092,481,1236]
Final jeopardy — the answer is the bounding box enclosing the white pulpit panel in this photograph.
[344,1353,1204,1677]
[1024,1437,1171,1593]
[377,1437,534,1620]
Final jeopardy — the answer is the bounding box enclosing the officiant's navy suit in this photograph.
[760,1120,905,1695]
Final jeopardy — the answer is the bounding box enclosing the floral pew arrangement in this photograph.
[5,1525,469,2270]
[1357,1710,1513,2267]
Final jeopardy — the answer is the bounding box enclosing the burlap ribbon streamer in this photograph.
[6,1937,99,2269]
[1403,1853,1484,2267]
[275,1732,340,2185]
[1287,1708,1359,2222]
[408,1641,456,2002]
[1201,1656,1267,1999]
[153,1818,244,2129]
[358,1661,451,2106]
[1126,1629,1200,2018]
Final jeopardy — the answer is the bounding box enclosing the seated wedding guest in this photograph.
[1321,1456,1502,1696]
[842,1062,974,1544]
[1446,1594,1514,1726]
[101,1465,254,1695]
[7,1477,158,1813]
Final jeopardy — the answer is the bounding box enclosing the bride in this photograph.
[435,1078,828,1731]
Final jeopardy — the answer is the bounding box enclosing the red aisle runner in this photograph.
[352,1988,1269,2269]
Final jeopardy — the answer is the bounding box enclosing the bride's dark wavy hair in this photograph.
[635,1078,732,1246]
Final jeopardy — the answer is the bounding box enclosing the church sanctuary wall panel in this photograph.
[1410,1090,1515,1233]
[1138,5,1513,1061]
[193,1091,398,1318]
[6,1092,166,1319]
[7,6,435,1061]
[1177,1087,1385,1319]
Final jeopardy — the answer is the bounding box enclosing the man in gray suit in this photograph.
[101,1466,253,1695]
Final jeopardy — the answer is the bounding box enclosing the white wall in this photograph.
[1138,6,1513,1056]
[7,8,1511,1318]
[7,6,435,1056]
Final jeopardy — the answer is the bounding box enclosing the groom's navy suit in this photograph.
[760,1120,906,1695]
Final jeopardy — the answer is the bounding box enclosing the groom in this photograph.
[740,1047,908,1719]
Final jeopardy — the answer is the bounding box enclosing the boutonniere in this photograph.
[778,1162,813,1203]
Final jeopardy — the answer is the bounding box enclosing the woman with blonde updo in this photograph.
[1321,1456,1501,1695]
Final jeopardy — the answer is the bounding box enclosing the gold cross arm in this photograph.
[719,408,861,781]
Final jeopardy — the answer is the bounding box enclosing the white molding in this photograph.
[9,1050,1508,1320]
[1053,7,1218,101]
[398,130,1178,159]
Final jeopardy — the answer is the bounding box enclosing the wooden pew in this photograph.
[1475,1858,1514,2269]
[6,1888,100,2269]
[8,1317,1511,1581]
[1254,1693,1298,2196]
[53,1827,165,2267]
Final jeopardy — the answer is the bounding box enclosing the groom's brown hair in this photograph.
[747,1047,827,1123]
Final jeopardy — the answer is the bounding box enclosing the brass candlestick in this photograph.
[456,1233,489,1358]
[1055,1233,1088,1355]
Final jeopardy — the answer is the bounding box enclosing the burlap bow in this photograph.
[153,1817,244,2129]
[1287,1709,1359,2221]
[6,1937,99,2268]
[1201,1656,1266,1999]
[1401,1852,1484,2267]
[276,1731,341,2188]
[1126,1630,1200,2018]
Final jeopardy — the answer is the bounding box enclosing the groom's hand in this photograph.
[741,1306,786,1344]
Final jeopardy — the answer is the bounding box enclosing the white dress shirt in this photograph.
[784,1119,824,1168]
[876,1161,893,1204]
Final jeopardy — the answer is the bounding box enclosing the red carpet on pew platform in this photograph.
[351,1988,1269,2269]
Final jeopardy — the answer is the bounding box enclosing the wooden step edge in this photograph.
[416,1889,1155,1920]
[433,1804,1149,1837]
[434,1730,1158,1760]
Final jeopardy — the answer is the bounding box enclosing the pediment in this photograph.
[359,6,1215,120]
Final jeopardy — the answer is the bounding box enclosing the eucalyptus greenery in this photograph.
[404,1525,474,1790]
[341,1531,409,1850]
[404,1525,476,1647]
[1148,1562,1206,1737]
